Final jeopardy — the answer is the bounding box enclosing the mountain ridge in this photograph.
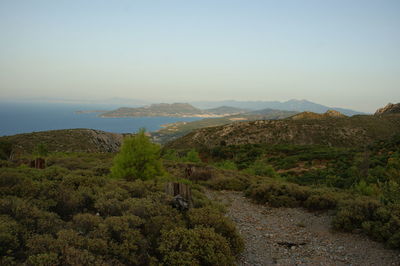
[191,99,363,116]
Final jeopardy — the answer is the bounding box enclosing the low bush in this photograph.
[183,149,202,163]
[188,207,244,254]
[245,180,311,207]
[0,153,242,264]
[332,198,381,232]
[159,227,234,266]
[186,166,213,181]
[206,175,249,191]
[243,161,279,178]
[214,160,238,170]
[303,192,338,210]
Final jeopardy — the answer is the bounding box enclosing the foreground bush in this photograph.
[188,207,244,254]
[159,227,234,266]
[0,154,242,264]
[245,180,312,208]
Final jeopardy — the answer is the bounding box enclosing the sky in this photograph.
[0,0,399,112]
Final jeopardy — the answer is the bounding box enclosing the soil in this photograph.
[206,190,400,266]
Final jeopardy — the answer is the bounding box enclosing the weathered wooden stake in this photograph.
[164,182,192,210]
[30,158,46,169]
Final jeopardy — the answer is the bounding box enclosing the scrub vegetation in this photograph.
[2,116,400,265]
[0,133,243,265]
[164,134,400,249]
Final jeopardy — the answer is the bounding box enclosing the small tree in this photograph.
[184,149,201,163]
[244,160,279,178]
[110,129,163,181]
[34,143,48,157]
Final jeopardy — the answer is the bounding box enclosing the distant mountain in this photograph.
[191,99,363,116]
[204,106,248,115]
[375,103,400,115]
[249,108,298,117]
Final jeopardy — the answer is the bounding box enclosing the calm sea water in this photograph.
[0,102,201,136]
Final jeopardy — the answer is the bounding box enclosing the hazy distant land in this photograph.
[79,100,364,119]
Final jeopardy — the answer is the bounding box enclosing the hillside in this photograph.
[151,109,298,143]
[289,110,346,120]
[165,114,400,150]
[0,129,124,156]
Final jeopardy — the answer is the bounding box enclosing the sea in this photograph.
[0,101,201,136]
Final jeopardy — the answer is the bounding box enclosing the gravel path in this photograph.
[206,190,400,266]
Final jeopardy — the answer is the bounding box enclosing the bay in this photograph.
[0,101,201,136]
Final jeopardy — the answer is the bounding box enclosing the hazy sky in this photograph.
[0,0,399,112]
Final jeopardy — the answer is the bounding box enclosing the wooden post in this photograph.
[184,164,213,181]
[30,158,45,169]
[164,182,192,210]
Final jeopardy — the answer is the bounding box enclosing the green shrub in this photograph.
[34,143,49,157]
[188,207,244,254]
[159,227,234,266]
[72,213,103,235]
[381,181,400,205]
[186,166,213,181]
[244,161,279,178]
[110,129,163,181]
[354,180,375,196]
[303,193,338,210]
[27,252,59,266]
[332,198,380,232]
[162,149,179,161]
[0,153,244,263]
[246,180,311,207]
[190,188,208,208]
[206,176,249,191]
[0,140,12,160]
[183,149,202,163]
[214,160,238,170]
[0,215,21,257]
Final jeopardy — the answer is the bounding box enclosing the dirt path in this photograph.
[206,190,400,266]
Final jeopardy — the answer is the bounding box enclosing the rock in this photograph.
[325,109,347,118]
[375,103,400,115]
[88,129,124,152]
[171,195,189,211]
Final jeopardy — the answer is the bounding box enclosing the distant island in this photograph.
[99,103,248,118]
[75,110,109,114]
[76,99,364,118]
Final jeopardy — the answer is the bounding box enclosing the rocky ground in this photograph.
[206,190,400,266]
